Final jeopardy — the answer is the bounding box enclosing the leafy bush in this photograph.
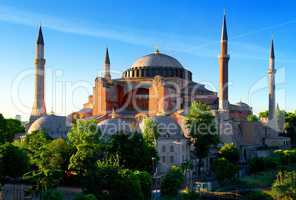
[218,143,240,163]
[160,166,184,197]
[274,148,296,165]
[272,170,296,200]
[74,193,97,200]
[212,158,239,183]
[248,157,280,174]
[41,189,63,200]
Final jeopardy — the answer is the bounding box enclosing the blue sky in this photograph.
[0,0,295,120]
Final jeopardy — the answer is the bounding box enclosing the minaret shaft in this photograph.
[268,41,276,120]
[30,27,46,122]
[219,15,230,110]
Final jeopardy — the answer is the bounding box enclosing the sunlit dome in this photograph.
[131,51,183,69]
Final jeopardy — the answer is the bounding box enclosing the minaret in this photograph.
[218,14,230,110]
[30,26,47,123]
[103,48,111,80]
[268,39,276,121]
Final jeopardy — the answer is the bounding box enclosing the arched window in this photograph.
[162,145,166,152]
[170,145,174,152]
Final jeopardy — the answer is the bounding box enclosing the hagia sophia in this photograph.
[26,15,290,174]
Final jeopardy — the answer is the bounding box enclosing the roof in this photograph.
[28,114,70,138]
[131,52,183,69]
[37,26,44,45]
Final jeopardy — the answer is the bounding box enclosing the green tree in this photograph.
[67,120,101,146]
[0,114,24,144]
[67,120,104,177]
[259,111,269,119]
[0,143,29,183]
[41,189,64,200]
[212,158,239,183]
[33,139,72,189]
[107,133,157,172]
[247,114,259,122]
[284,111,296,145]
[272,170,296,200]
[185,101,219,179]
[160,166,184,197]
[218,143,240,164]
[83,159,147,200]
[22,131,50,164]
[142,118,159,147]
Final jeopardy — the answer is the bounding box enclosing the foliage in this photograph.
[74,193,97,200]
[272,170,296,200]
[40,189,64,200]
[212,158,239,183]
[142,117,159,147]
[247,114,259,122]
[33,139,73,189]
[185,101,219,178]
[82,159,148,200]
[132,170,152,200]
[259,111,269,119]
[0,114,24,144]
[241,191,273,200]
[218,143,240,163]
[284,111,296,145]
[106,133,157,172]
[248,157,280,174]
[180,188,202,200]
[274,148,296,165]
[0,143,29,183]
[160,166,184,197]
[240,170,276,189]
[67,120,101,146]
[23,131,50,163]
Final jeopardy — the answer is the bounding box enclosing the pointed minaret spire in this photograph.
[268,39,276,121]
[30,26,47,123]
[221,13,228,41]
[37,26,44,45]
[218,13,230,110]
[270,39,275,59]
[103,48,111,80]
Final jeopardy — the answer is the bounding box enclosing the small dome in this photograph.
[132,52,183,69]
[139,116,183,138]
[28,114,70,138]
[234,102,252,111]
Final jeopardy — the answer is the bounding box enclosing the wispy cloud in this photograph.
[0,4,294,63]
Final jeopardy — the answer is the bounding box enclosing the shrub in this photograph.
[160,166,184,197]
[218,143,240,163]
[212,158,239,183]
[248,157,280,174]
[74,193,97,200]
[274,148,296,165]
[41,189,63,200]
[272,170,296,200]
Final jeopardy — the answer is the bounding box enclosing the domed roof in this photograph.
[28,114,70,138]
[131,51,183,69]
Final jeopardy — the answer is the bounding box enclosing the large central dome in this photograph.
[131,51,183,69]
[122,50,192,80]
